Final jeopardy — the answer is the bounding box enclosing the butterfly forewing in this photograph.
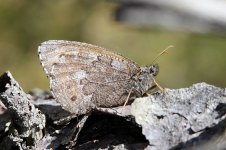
[38,40,141,115]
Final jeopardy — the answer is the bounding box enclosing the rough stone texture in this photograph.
[131,83,226,150]
[0,71,46,150]
[1,71,226,149]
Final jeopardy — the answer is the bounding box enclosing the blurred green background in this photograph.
[0,0,225,92]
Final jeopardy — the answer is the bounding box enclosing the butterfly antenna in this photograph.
[151,45,174,64]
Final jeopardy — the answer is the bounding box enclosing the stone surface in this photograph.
[131,83,226,150]
[1,70,226,149]
[0,71,46,149]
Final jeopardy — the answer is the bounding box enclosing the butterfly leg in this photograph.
[152,78,164,92]
[145,78,164,96]
[68,114,89,148]
[123,87,134,107]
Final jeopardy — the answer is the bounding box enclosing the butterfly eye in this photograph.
[138,78,143,82]
[150,67,154,73]
[149,64,159,76]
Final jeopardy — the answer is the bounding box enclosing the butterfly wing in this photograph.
[38,40,140,115]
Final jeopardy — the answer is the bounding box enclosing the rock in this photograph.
[131,83,226,150]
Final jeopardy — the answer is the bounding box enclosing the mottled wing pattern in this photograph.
[38,40,140,115]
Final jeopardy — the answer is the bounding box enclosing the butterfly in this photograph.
[38,40,158,116]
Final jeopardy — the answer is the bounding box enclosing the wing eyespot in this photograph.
[70,95,77,101]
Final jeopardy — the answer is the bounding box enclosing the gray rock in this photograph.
[131,83,226,150]
[0,71,46,150]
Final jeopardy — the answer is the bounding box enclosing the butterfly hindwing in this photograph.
[38,40,141,115]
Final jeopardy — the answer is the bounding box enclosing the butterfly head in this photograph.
[133,64,159,95]
[148,64,159,76]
